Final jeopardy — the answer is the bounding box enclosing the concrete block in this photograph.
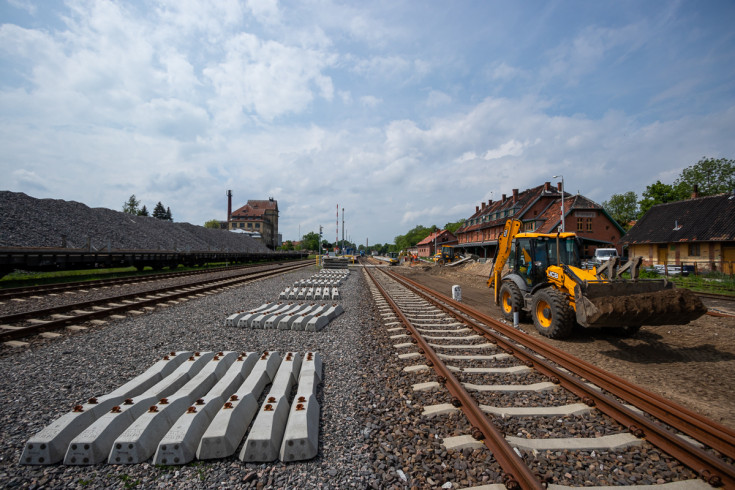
[291,305,328,331]
[277,304,316,330]
[239,353,301,462]
[237,303,281,328]
[64,351,218,465]
[279,288,290,300]
[296,288,307,300]
[153,352,258,465]
[331,288,340,300]
[197,352,281,460]
[279,393,320,462]
[22,351,194,465]
[108,352,237,464]
[250,303,293,329]
[265,304,310,329]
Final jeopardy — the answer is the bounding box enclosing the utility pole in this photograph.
[342,207,345,254]
[553,175,565,232]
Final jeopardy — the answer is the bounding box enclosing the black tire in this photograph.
[499,282,524,322]
[531,288,575,339]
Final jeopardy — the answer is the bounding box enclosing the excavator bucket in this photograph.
[573,280,707,328]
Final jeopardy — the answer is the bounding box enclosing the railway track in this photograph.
[0,261,310,343]
[0,263,271,302]
[364,265,735,488]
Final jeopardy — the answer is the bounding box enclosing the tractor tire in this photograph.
[531,288,575,339]
[499,282,524,322]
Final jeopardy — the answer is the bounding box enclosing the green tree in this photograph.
[394,225,436,251]
[675,157,735,196]
[444,219,465,234]
[122,195,140,215]
[152,202,167,219]
[204,219,221,229]
[281,240,294,251]
[602,192,638,230]
[138,205,149,217]
[638,181,690,217]
[301,231,320,251]
[165,207,173,221]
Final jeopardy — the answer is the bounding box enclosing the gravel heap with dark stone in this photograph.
[0,191,270,253]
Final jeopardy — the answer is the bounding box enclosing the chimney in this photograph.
[544,181,550,192]
[512,188,519,201]
[502,193,507,202]
[227,190,232,228]
[691,184,699,199]
[475,206,479,213]
[487,199,492,205]
[481,202,486,210]
[557,182,562,192]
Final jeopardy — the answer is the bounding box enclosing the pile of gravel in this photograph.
[0,191,270,253]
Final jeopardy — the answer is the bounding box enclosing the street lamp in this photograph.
[553,174,565,232]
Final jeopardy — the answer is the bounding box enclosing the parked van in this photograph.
[593,248,619,264]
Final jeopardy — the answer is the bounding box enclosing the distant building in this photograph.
[454,182,624,259]
[416,230,457,257]
[619,192,735,273]
[229,198,279,250]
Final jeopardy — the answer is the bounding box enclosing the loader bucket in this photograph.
[573,280,707,328]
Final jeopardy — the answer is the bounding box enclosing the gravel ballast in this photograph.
[0,266,393,488]
[0,191,269,253]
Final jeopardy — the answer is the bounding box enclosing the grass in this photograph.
[0,262,234,289]
[638,269,735,295]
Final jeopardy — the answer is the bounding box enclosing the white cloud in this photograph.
[204,32,336,123]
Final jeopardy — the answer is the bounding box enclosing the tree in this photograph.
[122,195,140,215]
[602,192,638,230]
[638,180,689,217]
[165,207,173,221]
[675,157,735,196]
[138,205,149,217]
[301,231,320,251]
[444,219,465,234]
[281,240,294,251]
[152,202,167,219]
[204,219,221,229]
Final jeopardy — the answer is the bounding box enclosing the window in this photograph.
[247,222,252,228]
[255,223,260,229]
[577,218,584,232]
[688,243,700,256]
[586,218,593,231]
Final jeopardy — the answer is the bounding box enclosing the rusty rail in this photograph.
[365,267,544,489]
[381,268,735,488]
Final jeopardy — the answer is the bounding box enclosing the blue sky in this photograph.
[1,0,734,246]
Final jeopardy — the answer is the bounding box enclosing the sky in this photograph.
[1,1,734,246]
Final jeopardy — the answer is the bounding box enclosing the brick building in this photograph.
[416,230,457,257]
[229,198,279,250]
[454,182,624,259]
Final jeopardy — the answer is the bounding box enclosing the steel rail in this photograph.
[0,262,309,342]
[384,268,735,488]
[0,263,261,301]
[365,267,544,490]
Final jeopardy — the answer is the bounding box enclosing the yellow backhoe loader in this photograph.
[488,220,706,339]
